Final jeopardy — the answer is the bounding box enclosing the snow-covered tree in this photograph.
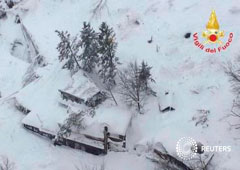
[139,61,156,94]
[98,22,119,105]
[56,30,81,71]
[56,108,95,140]
[119,61,156,113]
[57,112,85,139]
[79,22,99,73]
[98,22,119,85]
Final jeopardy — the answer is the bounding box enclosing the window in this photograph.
[33,127,39,132]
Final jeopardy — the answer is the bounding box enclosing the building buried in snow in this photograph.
[17,69,130,155]
[58,77,107,108]
[158,91,175,113]
[22,106,132,155]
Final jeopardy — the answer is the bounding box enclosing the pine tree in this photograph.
[139,61,156,96]
[80,22,99,73]
[56,30,81,71]
[98,22,119,86]
[97,22,119,105]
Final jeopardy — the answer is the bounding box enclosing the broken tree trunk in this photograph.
[154,149,193,170]
[21,23,39,59]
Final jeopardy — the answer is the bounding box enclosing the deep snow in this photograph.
[0,0,240,170]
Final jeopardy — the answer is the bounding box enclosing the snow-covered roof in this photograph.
[82,106,133,138]
[22,111,66,134]
[16,66,71,133]
[22,105,132,139]
[61,74,100,101]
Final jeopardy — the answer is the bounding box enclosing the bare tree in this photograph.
[188,154,214,170]
[0,156,15,170]
[225,61,240,129]
[91,0,110,19]
[192,109,210,128]
[118,61,155,113]
[225,62,240,94]
[228,100,240,130]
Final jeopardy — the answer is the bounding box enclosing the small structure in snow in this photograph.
[158,91,175,113]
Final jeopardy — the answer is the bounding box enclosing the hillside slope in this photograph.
[0,0,240,170]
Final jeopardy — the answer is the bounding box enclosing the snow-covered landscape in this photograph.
[0,0,240,169]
